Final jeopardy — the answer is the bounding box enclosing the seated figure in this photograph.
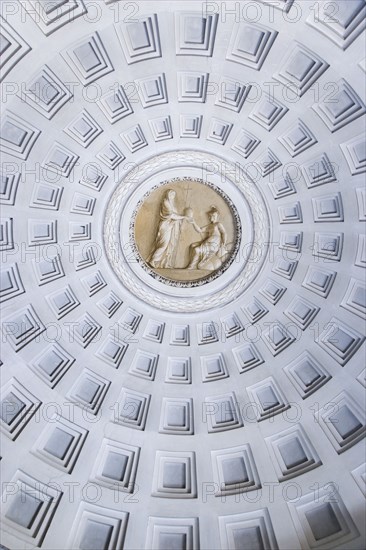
[186,206,228,270]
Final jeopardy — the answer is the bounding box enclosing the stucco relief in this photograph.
[133,179,240,285]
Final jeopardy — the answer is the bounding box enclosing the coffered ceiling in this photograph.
[0,1,365,549]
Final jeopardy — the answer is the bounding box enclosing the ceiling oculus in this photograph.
[132,178,241,287]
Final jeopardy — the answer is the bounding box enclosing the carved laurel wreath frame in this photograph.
[129,177,242,287]
[104,151,270,312]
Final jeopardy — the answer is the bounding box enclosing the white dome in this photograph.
[0,1,365,549]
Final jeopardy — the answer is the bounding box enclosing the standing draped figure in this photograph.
[148,189,187,269]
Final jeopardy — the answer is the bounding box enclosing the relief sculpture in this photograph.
[148,189,187,269]
[186,207,228,271]
[133,179,240,285]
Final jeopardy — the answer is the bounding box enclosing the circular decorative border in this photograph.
[104,150,271,312]
[128,176,242,288]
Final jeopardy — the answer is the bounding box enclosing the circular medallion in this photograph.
[104,150,271,312]
[131,178,241,287]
